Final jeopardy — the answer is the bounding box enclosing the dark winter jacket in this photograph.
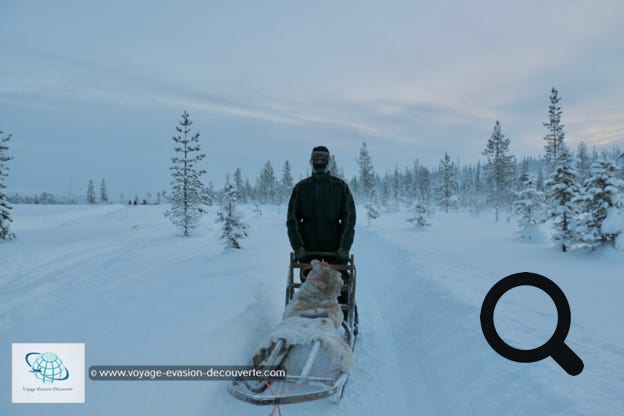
[286,172,356,253]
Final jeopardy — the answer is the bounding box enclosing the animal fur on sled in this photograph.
[283,260,344,328]
[253,260,354,371]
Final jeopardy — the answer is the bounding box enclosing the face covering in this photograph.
[311,159,329,174]
[310,150,330,174]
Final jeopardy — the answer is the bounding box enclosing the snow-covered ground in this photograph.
[1,204,623,415]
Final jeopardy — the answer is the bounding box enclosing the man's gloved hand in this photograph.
[336,247,349,263]
[295,246,307,262]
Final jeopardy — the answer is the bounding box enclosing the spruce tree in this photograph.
[86,179,97,204]
[380,173,391,210]
[458,165,477,210]
[257,161,277,204]
[204,181,215,206]
[543,87,566,170]
[474,161,483,193]
[233,168,245,203]
[216,176,248,249]
[391,166,401,210]
[164,111,209,236]
[407,202,430,227]
[280,160,294,203]
[435,153,459,213]
[417,165,433,206]
[472,161,487,212]
[517,158,530,189]
[408,162,419,201]
[482,120,516,221]
[100,178,108,203]
[575,141,591,181]
[536,160,545,192]
[0,130,15,240]
[512,178,545,239]
[403,166,415,203]
[357,142,375,199]
[357,142,379,224]
[544,147,579,252]
[574,158,624,249]
[244,179,254,203]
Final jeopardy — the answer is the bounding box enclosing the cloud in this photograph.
[2,0,623,195]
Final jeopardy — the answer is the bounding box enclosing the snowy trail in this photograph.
[219,211,439,415]
[351,225,439,415]
[359,212,624,416]
[355,222,493,415]
[0,205,436,416]
[2,205,623,415]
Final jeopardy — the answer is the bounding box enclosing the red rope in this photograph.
[264,380,282,416]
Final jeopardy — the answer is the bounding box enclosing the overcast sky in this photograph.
[1,0,623,200]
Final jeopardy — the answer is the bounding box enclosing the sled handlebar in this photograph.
[289,252,354,271]
[292,251,340,256]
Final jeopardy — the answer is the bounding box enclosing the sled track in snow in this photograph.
[355,226,577,416]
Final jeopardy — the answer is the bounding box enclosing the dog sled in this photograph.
[228,252,358,405]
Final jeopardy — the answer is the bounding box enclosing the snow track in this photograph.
[353,225,438,415]
[1,205,623,415]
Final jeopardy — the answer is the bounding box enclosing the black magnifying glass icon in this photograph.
[480,272,584,376]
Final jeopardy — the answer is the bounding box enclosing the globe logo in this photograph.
[25,352,70,383]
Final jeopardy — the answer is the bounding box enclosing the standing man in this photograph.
[287,146,356,267]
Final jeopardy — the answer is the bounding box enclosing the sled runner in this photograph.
[228,252,358,405]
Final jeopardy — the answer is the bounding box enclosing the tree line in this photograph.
[2,88,623,251]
